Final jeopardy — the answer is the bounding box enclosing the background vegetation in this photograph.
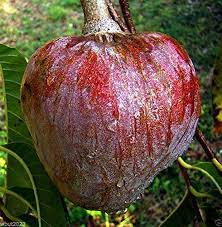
[0,0,222,226]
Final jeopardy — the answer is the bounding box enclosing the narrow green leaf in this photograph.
[0,44,67,226]
[160,191,195,227]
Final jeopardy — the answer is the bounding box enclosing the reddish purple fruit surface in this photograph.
[21,32,200,212]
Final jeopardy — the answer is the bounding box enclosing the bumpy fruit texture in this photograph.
[21,32,200,212]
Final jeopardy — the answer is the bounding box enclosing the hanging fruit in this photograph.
[21,0,201,212]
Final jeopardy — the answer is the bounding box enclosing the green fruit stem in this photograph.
[80,0,123,35]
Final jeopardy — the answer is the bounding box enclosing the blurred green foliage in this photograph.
[0,99,6,144]
[0,151,6,191]
[131,0,222,71]
[47,6,67,21]
[68,206,88,224]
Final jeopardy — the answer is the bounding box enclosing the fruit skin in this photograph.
[21,32,200,212]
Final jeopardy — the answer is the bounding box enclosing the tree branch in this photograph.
[60,196,71,226]
[195,127,214,159]
[119,0,136,33]
[177,160,203,223]
[106,0,128,32]
[195,127,222,172]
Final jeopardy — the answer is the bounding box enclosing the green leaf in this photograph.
[0,44,67,226]
[5,195,28,217]
[5,143,68,226]
[194,162,222,191]
[0,44,31,145]
[178,157,222,195]
[160,191,195,227]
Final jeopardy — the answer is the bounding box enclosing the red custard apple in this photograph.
[21,0,201,212]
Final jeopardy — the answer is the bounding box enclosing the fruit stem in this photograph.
[80,0,123,35]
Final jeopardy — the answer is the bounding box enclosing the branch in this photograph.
[60,196,71,225]
[177,159,203,223]
[195,127,222,172]
[119,0,136,33]
[106,0,128,32]
[195,128,214,159]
